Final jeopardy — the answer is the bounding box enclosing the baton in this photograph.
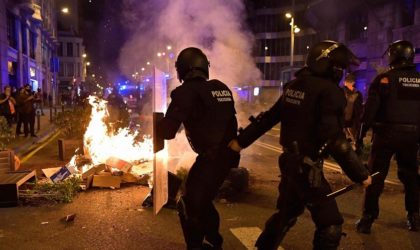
[308,172,380,207]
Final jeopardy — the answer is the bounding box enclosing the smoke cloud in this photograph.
[118,0,266,171]
[118,0,261,87]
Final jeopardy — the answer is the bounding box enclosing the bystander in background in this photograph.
[342,73,363,148]
[0,86,16,126]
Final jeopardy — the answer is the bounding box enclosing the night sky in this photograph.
[79,0,127,83]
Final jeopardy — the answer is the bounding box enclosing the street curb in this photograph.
[13,126,60,158]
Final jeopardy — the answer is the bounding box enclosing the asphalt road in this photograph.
[0,126,419,250]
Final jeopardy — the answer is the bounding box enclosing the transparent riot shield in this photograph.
[152,66,168,215]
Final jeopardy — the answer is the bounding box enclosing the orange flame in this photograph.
[71,96,154,173]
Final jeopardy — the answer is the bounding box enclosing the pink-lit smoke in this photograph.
[118,0,261,87]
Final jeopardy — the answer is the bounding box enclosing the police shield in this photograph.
[152,66,169,215]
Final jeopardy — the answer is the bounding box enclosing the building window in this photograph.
[67,63,74,76]
[58,42,63,56]
[7,61,18,88]
[21,23,27,55]
[59,62,64,76]
[6,11,17,49]
[29,31,36,59]
[76,62,81,77]
[67,42,73,57]
[76,43,80,57]
[401,0,415,26]
[347,13,368,41]
[257,62,291,80]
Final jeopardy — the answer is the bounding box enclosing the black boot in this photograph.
[407,213,419,231]
[313,225,342,250]
[356,214,375,234]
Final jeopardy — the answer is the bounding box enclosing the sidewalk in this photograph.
[7,107,64,159]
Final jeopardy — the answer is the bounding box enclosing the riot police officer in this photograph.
[156,47,240,249]
[229,40,372,250]
[356,40,420,233]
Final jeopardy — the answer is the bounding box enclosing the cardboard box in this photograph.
[41,167,61,180]
[92,175,121,189]
[81,164,106,179]
[50,166,72,183]
[105,157,132,173]
[122,173,138,183]
[49,164,76,183]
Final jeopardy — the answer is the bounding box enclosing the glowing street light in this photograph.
[61,7,69,14]
[285,12,300,67]
[146,61,151,65]
[82,53,87,58]
[86,62,91,66]
[157,52,162,57]
[141,67,145,71]
[167,45,172,50]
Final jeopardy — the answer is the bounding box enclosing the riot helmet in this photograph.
[175,47,210,82]
[385,40,415,68]
[306,40,359,83]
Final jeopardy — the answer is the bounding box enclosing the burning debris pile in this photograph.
[46,96,154,190]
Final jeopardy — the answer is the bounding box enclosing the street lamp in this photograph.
[285,12,300,67]
[61,7,69,14]
[82,53,87,58]
[86,62,91,66]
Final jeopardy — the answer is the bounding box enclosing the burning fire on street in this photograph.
[64,96,155,188]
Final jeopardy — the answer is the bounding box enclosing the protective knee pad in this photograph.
[313,224,342,250]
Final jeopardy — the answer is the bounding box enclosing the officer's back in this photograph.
[372,67,419,126]
[170,76,237,153]
[280,69,346,158]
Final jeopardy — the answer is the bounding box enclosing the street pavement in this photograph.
[9,107,61,162]
[0,122,419,249]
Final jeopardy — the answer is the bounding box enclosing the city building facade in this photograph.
[247,0,320,87]
[247,0,420,100]
[0,0,58,102]
[56,0,86,105]
[306,0,420,96]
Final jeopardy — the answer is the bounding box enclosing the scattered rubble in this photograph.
[62,213,76,223]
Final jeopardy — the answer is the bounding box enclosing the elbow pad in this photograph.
[328,135,369,183]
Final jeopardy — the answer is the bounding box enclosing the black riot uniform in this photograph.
[156,47,240,250]
[356,40,420,233]
[236,41,370,250]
